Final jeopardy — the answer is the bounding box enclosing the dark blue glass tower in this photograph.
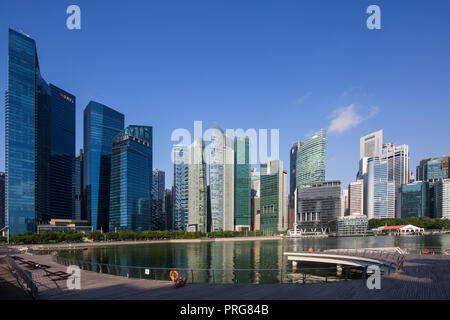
[6,29,76,235]
[109,126,152,231]
[84,101,124,231]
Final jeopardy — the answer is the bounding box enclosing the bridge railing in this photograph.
[53,255,366,285]
[2,256,39,299]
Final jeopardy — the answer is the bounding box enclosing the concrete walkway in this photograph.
[11,253,450,300]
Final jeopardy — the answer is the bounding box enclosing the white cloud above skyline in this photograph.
[328,104,379,134]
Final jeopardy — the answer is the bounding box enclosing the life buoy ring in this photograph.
[445,249,450,255]
[308,248,314,253]
[169,270,179,281]
[421,249,430,255]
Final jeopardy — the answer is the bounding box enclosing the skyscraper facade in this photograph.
[173,145,189,231]
[164,189,174,230]
[152,169,166,230]
[296,129,326,185]
[251,169,261,231]
[84,101,124,231]
[260,160,288,232]
[109,126,152,232]
[360,130,383,159]
[435,179,450,220]
[188,138,207,232]
[367,156,395,219]
[348,180,364,215]
[340,189,349,217]
[234,137,251,231]
[0,173,5,230]
[416,156,450,182]
[74,150,84,221]
[401,181,430,218]
[6,29,76,235]
[296,180,341,231]
[209,127,234,231]
[289,142,302,206]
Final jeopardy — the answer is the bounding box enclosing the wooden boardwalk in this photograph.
[8,253,450,300]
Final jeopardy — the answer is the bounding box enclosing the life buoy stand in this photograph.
[421,249,430,255]
[170,270,179,281]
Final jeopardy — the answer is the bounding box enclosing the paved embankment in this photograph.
[10,253,450,300]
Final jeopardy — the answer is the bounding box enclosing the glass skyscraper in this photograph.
[367,156,395,219]
[84,101,124,231]
[6,29,76,235]
[109,126,152,231]
[152,169,166,230]
[401,181,430,218]
[296,129,327,185]
[234,137,251,230]
[188,138,207,232]
[173,145,189,231]
[416,156,450,182]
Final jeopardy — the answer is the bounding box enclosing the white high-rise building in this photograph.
[340,189,349,217]
[349,180,364,215]
[188,138,207,232]
[209,126,235,231]
[367,156,395,219]
[360,130,383,159]
[435,179,450,219]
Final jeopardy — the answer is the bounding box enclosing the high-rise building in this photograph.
[251,169,260,231]
[0,173,5,230]
[289,142,302,206]
[340,189,349,217]
[401,181,430,218]
[435,179,450,219]
[74,150,84,221]
[234,137,251,231]
[188,138,207,232]
[152,169,166,230]
[366,156,395,219]
[260,160,288,232]
[296,180,341,232]
[360,130,383,159]
[164,189,174,230]
[173,145,189,231]
[296,129,326,185]
[209,127,234,231]
[84,101,124,231]
[348,180,364,215]
[416,156,450,182]
[109,126,152,232]
[6,29,76,235]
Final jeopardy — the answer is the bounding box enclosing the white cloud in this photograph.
[328,104,379,134]
[295,92,312,105]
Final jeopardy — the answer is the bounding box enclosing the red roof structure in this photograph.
[382,225,408,230]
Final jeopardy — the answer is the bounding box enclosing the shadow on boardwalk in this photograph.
[11,253,450,300]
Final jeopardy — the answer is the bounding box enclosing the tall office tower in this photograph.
[366,156,395,219]
[340,189,349,217]
[234,137,251,231]
[209,127,235,231]
[84,101,124,231]
[289,142,302,229]
[164,189,174,230]
[360,130,383,159]
[416,156,450,182]
[152,169,166,230]
[49,84,76,220]
[0,173,5,230]
[435,179,450,219]
[173,145,189,231]
[296,181,341,232]
[188,138,207,232]
[260,160,288,232]
[380,143,410,217]
[401,182,430,218]
[74,150,84,221]
[296,129,326,185]
[109,126,152,232]
[6,29,76,235]
[348,180,364,215]
[251,169,260,231]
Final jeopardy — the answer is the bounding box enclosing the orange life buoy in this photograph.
[421,249,430,255]
[445,249,450,255]
[169,270,179,281]
[308,248,314,253]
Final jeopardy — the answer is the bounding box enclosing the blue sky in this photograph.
[1,0,449,189]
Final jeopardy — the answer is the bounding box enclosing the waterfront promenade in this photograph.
[6,252,450,300]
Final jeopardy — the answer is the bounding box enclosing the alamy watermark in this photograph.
[66,5,81,30]
[366,265,381,290]
[66,265,81,290]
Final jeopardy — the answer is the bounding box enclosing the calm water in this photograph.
[58,234,450,283]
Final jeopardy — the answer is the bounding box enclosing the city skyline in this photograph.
[1,1,450,191]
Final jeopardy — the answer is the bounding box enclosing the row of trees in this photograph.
[368,216,450,230]
[8,230,271,244]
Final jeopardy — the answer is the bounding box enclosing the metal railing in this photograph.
[3,256,39,299]
[53,255,367,285]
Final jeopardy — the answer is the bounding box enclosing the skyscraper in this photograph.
[416,156,450,182]
[401,182,430,218]
[296,181,341,232]
[366,156,395,219]
[6,29,76,235]
[209,127,234,231]
[188,138,207,232]
[0,173,5,230]
[296,129,326,185]
[84,101,124,231]
[260,160,288,232]
[289,142,302,230]
[152,169,166,230]
[173,145,189,231]
[360,130,383,159]
[435,179,450,219]
[340,189,349,217]
[234,137,251,231]
[74,150,84,221]
[109,125,152,232]
[251,169,261,231]
[348,180,364,215]
[164,189,174,230]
